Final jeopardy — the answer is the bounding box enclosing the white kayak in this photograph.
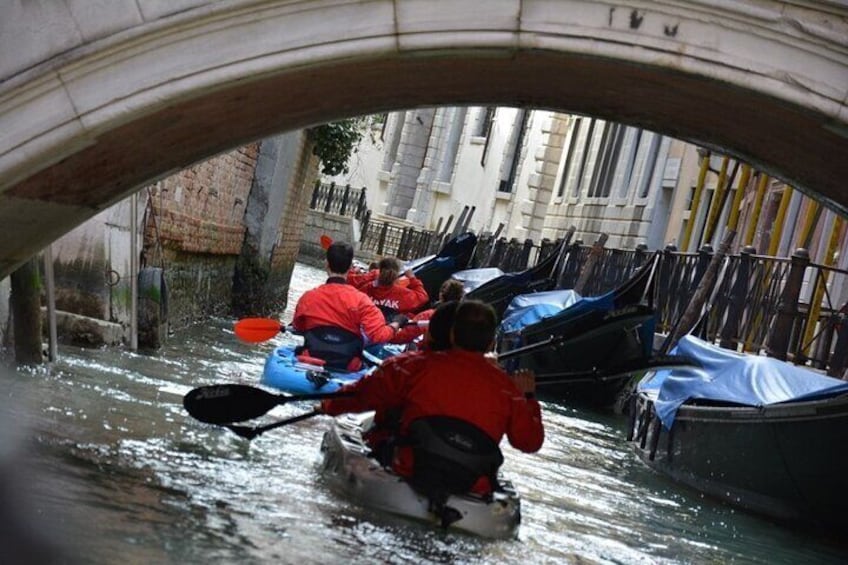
[318,413,521,539]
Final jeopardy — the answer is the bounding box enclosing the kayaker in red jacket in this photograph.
[357,300,461,460]
[292,241,403,371]
[320,300,544,497]
[390,278,465,346]
[346,262,379,290]
[362,257,429,319]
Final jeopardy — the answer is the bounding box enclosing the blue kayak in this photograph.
[260,343,405,394]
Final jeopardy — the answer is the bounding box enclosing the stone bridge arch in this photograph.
[1,0,846,276]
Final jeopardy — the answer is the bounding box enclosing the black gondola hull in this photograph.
[630,390,848,530]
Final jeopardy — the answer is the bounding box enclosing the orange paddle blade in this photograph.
[234,317,284,343]
[320,235,333,250]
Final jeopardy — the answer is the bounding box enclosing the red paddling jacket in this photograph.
[389,308,433,345]
[362,275,429,316]
[347,269,378,290]
[321,349,544,493]
[292,277,396,369]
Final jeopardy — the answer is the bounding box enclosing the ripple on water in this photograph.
[2,262,847,564]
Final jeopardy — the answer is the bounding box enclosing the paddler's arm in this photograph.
[319,358,406,416]
[356,293,399,343]
[505,369,544,453]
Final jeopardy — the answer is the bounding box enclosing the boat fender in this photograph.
[648,417,662,461]
[625,394,638,441]
[637,401,653,449]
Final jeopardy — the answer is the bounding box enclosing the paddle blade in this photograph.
[320,235,333,250]
[183,384,280,424]
[234,317,283,343]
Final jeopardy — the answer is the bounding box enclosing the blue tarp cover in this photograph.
[638,335,848,429]
[500,289,582,333]
[451,267,504,292]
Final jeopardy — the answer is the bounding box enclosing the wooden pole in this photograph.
[702,156,729,245]
[130,191,138,351]
[573,233,608,294]
[10,257,43,364]
[799,215,844,361]
[767,185,793,256]
[681,151,710,252]
[661,229,736,353]
[726,164,751,232]
[43,246,58,362]
[744,173,769,247]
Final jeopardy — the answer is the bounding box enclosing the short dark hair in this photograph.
[438,279,465,302]
[427,301,459,351]
[452,300,497,352]
[326,241,354,274]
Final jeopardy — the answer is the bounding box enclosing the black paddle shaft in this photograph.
[182,384,352,425]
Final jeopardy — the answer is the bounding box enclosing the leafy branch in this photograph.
[309,118,368,176]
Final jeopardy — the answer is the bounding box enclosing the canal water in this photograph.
[2,263,846,564]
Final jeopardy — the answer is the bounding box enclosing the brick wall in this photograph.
[143,144,259,329]
[147,144,259,256]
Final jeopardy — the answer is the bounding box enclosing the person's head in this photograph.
[326,241,354,275]
[368,261,379,271]
[451,300,497,352]
[438,279,465,303]
[426,301,460,351]
[377,257,402,286]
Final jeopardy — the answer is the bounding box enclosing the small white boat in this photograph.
[318,413,521,539]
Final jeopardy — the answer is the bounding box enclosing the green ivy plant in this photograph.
[309,118,368,176]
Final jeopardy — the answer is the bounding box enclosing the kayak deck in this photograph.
[318,413,521,539]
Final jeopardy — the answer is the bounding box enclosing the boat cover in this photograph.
[451,267,504,292]
[499,289,582,333]
[638,335,848,429]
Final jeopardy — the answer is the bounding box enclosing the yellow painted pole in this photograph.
[726,164,751,231]
[800,215,844,358]
[767,185,793,257]
[681,151,710,252]
[702,156,729,245]
[798,200,822,250]
[744,182,792,352]
[744,173,769,247]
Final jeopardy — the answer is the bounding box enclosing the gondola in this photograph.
[465,237,570,318]
[497,256,658,407]
[628,335,848,531]
[407,231,477,305]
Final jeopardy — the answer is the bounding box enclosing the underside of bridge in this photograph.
[1,1,846,277]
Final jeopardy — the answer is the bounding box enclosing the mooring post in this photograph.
[574,233,608,294]
[720,245,756,350]
[10,256,43,364]
[43,245,58,362]
[767,248,810,360]
[661,230,735,354]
